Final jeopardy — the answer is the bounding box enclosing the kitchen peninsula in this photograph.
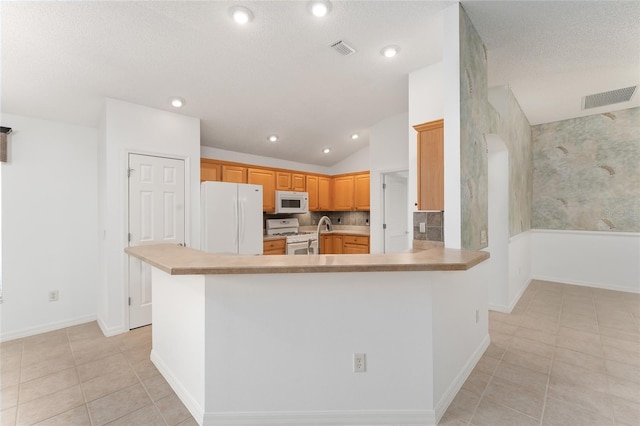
[126,244,490,426]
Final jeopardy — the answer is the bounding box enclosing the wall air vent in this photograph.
[583,86,636,109]
[330,40,356,56]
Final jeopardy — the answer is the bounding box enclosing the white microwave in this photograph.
[275,191,309,214]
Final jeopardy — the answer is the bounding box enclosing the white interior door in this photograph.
[383,172,409,253]
[128,153,185,329]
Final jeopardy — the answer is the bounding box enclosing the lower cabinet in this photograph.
[321,234,368,254]
[263,239,285,255]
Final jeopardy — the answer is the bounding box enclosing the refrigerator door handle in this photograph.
[233,196,239,247]
[239,198,245,246]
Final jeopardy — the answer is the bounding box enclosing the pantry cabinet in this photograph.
[414,119,444,211]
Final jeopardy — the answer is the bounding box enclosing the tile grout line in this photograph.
[125,346,171,426]
[67,326,96,426]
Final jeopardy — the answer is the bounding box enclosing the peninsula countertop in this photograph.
[125,243,489,275]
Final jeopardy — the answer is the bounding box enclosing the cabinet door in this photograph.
[248,168,275,212]
[263,239,286,255]
[320,234,333,254]
[307,175,319,211]
[222,165,247,183]
[343,243,369,254]
[332,176,354,211]
[318,177,332,210]
[291,174,306,191]
[276,172,292,191]
[354,173,370,211]
[201,161,221,182]
[333,235,343,254]
[414,119,444,211]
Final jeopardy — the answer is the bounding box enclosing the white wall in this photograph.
[327,146,370,176]
[98,99,200,336]
[508,231,532,308]
[369,112,409,253]
[0,114,99,341]
[532,230,640,293]
[442,4,462,249]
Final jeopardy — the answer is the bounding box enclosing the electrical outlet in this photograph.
[49,291,59,302]
[353,353,366,372]
[419,222,426,233]
[480,230,488,245]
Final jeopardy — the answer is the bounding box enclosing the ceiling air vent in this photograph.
[583,86,636,109]
[330,40,356,56]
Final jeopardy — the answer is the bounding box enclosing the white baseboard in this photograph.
[202,410,436,426]
[433,334,490,423]
[96,314,126,337]
[0,314,96,342]
[151,349,205,425]
[489,278,532,313]
[532,275,640,294]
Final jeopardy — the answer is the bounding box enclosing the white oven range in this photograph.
[265,218,318,255]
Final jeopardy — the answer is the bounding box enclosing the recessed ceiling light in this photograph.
[170,97,185,108]
[308,0,331,17]
[381,45,401,58]
[351,133,359,140]
[323,148,331,154]
[268,135,278,142]
[229,6,253,25]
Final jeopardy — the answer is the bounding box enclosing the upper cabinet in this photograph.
[222,165,247,184]
[332,175,354,211]
[276,172,305,192]
[332,172,369,211]
[248,168,275,212]
[201,160,221,182]
[354,173,370,211]
[414,119,444,211]
[201,158,368,212]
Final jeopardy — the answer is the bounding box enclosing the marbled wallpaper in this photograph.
[459,5,489,250]
[532,107,640,232]
[489,89,533,237]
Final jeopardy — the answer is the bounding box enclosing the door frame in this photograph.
[380,168,410,253]
[124,149,192,330]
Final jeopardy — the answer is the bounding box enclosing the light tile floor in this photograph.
[441,280,640,426]
[0,323,197,425]
[1,280,639,425]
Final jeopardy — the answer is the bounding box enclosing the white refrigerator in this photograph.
[201,181,263,255]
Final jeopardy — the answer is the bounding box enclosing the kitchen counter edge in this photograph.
[125,244,489,275]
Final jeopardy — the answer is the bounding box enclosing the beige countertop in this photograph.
[125,243,489,275]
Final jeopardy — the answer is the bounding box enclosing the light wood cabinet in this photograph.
[263,238,286,255]
[320,234,333,254]
[342,235,369,254]
[354,173,370,211]
[414,119,444,211]
[318,176,332,210]
[201,160,221,182]
[307,175,319,211]
[276,172,305,191]
[332,175,354,211]
[222,165,247,183]
[248,168,275,212]
[321,233,368,254]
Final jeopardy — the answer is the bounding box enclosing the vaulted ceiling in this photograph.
[2,1,638,166]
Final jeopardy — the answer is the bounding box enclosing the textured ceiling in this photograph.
[2,1,638,166]
[462,0,640,125]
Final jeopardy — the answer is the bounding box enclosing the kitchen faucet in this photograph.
[316,216,333,255]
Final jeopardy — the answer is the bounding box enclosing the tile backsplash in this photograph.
[264,211,370,229]
[413,211,444,242]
